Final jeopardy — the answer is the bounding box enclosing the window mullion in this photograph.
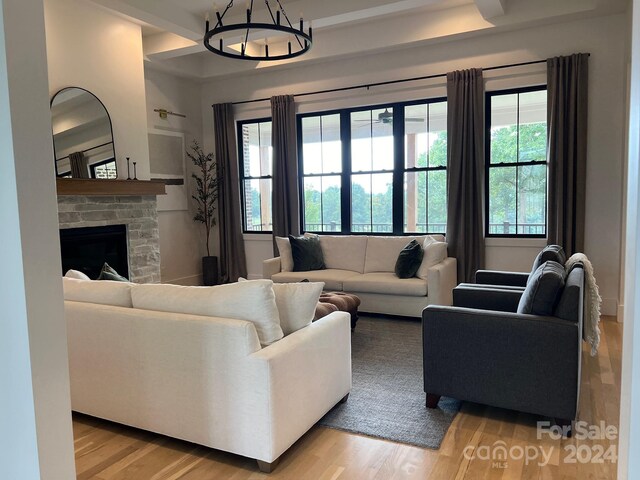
[392,104,404,235]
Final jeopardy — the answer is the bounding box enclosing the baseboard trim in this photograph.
[617,303,625,323]
[601,298,618,317]
[162,274,201,286]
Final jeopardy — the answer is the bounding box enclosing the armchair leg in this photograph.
[426,394,441,409]
[257,457,280,473]
[555,418,573,438]
[340,393,349,404]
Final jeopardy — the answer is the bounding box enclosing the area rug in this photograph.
[318,316,460,449]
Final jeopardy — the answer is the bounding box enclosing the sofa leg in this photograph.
[555,418,573,438]
[257,457,280,473]
[426,394,441,409]
[340,393,349,404]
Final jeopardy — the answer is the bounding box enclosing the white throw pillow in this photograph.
[275,236,294,272]
[272,282,324,335]
[64,269,91,280]
[130,280,283,346]
[276,233,318,272]
[63,277,133,307]
[416,239,447,280]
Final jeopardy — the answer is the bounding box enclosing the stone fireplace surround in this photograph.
[57,195,161,283]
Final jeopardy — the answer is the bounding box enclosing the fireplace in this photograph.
[60,224,129,280]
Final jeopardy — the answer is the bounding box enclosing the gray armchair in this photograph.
[422,264,584,425]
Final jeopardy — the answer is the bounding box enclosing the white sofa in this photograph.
[63,278,351,472]
[264,235,457,317]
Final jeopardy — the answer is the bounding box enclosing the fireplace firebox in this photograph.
[60,224,129,280]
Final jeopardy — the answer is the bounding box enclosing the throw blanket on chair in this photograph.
[566,253,602,356]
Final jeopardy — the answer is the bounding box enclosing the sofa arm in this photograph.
[248,311,351,461]
[426,257,457,306]
[422,305,580,420]
[263,257,282,279]
[452,285,523,312]
[475,270,529,287]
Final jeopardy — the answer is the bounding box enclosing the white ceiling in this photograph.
[87,0,629,81]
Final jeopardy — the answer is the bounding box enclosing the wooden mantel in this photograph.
[56,178,166,196]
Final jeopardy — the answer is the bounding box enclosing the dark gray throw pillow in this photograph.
[394,239,424,279]
[289,235,326,272]
[97,262,129,282]
[518,261,565,316]
[529,245,567,282]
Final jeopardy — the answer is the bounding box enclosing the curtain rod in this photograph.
[223,55,589,107]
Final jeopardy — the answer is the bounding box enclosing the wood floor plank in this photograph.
[72,317,622,480]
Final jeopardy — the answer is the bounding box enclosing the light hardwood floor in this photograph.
[73,317,621,480]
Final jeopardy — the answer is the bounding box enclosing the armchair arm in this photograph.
[263,257,282,279]
[453,285,523,312]
[248,312,351,461]
[475,270,529,287]
[422,305,580,420]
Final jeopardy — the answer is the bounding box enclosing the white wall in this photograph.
[0,0,75,477]
[618,1,640,476]
[144,67,206,284]
[44,0,150,179]
[201,14,627,314]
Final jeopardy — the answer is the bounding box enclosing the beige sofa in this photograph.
[263,235,457,317]
[63,278,351,472]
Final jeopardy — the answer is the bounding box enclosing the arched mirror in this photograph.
[51,87,117,179]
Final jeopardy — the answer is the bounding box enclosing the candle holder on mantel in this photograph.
[126,157,132,180]
[133,162,138,180]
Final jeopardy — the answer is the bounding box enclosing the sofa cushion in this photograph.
[64,269,90,280]
[319,236,368,273]
[290,234,326,271]
[63,277,133,307]
[272,269,359,291]
[363,236,426,273]
[395,240,424,278]
[272,281,324,335]
[416,239,448,280]
[529,245,566,281]
[131,280,283,346]
[97,262,128,282]
[275,236,294,272]
[276,233,317,272]
[343,272,428,297]
[518,261,566,316]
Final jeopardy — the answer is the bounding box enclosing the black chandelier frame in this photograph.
[204,0,313,61]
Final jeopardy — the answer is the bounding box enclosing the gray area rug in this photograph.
[318,316,460,449]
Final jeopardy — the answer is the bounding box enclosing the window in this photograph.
[298,98,447,235]
[90,159,118,179]
[238,119,273,232]
[486,87,547,237]
[403,101,447,233]
[300,114,342,232]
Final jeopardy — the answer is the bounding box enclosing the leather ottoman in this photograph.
[314,292,361,330]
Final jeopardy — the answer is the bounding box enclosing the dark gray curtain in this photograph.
[213,103,247,283]
[446,69,485,283]
[547,53,589,256]
[69,152,89,178]
[271,95,300,253]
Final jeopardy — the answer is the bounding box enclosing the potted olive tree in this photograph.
[188,141,221,286]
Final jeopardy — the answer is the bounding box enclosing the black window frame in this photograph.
[485,85,548,239]
[237,117,273,234]
[297,96,448,236]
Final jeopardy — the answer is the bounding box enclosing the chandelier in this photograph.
[204,0,313,61]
